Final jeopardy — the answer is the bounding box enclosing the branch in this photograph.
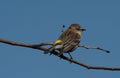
[0,38,120,71]
[0,38,47,51]
[79,44,110,53]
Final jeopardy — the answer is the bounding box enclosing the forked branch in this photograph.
[0,38,120,71]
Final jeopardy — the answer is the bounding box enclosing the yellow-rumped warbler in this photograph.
[45,24,86,57]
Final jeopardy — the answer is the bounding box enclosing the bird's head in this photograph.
[69,24,86,35]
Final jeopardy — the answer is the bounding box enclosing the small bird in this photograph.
[44,24,86,58]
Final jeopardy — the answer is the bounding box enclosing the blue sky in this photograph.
[0,0,120,78]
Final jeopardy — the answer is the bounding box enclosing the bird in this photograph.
[44,24,86,58]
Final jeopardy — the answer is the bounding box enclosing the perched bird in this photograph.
[44,24,86,58]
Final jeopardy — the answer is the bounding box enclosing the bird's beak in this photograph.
[81,29,86,31]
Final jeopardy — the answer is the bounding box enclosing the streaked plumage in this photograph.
[45,24,85,56]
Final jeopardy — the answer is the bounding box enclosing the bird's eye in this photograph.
[69,27,71,29]
[76,28,80,30]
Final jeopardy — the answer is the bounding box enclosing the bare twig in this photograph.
[0,38,120,71]
[32,42,54,46]
[0,38,47,51]
[62,25,65,33]
[79,44,110,53]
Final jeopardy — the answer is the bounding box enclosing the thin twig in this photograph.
[0,38,47,51]
[79,44,110,53]
[32,42,54,46]
[0,38,120,71]
[62,25,65,33]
